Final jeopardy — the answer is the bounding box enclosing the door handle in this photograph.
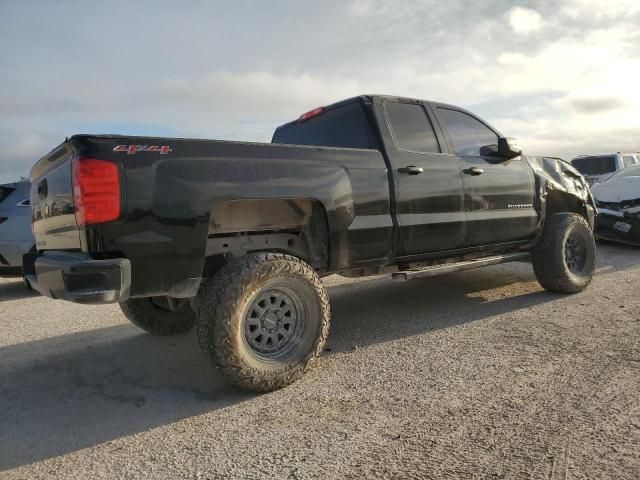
[398,166,424,175]
[463,167,484,176]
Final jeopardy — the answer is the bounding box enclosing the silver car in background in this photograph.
[0,180,35,275]
[571,152,640,186]
[591,164,640,246]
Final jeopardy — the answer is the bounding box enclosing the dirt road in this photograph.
[1,242,639,479]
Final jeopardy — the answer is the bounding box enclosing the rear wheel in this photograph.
[531,213,596,294]
[120,296,196,335]
[193,253,330,392]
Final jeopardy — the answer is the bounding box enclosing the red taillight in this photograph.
[72,157,121,227]
[298,106,324,122]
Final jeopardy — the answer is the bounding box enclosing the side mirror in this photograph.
[479,144,500,157]
[498,137,522,159]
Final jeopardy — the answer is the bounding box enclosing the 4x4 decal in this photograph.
[113,145,172,155]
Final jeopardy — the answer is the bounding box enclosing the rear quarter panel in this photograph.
[70,136,391,297]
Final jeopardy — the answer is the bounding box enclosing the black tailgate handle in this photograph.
[398,166,424,175]
[37,179,48,199]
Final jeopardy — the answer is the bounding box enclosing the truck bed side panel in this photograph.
[56,136,391,298]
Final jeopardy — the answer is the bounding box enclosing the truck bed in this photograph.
[28,135,392,300]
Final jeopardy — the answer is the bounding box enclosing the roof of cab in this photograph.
[273,94,455,133]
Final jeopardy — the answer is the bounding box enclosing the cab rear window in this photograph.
[272,102,377,149]
[571,156,616,176]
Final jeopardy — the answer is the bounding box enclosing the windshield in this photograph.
[605,164,640,182]
[571,155,616,176]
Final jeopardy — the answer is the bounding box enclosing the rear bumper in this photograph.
[23,251,131,304]
[595,211,640,247]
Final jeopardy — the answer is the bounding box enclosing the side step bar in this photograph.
[392,252,530,281]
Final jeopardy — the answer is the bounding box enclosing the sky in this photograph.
[1,0,640,183]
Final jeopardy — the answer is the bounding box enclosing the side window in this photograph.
[622,155,635,168]
[385,102,440,154]
[437,108,499,157]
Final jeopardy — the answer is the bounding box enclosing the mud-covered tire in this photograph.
[531,213,596,294]
[120,297,196,335]
[193,253,330,392]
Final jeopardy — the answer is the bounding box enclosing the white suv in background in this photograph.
[0,180,34,276]
[571,152,640,186]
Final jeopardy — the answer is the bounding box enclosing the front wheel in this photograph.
[531,213,596,294]
[193,253,330,392]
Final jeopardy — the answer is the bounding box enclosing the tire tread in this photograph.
[193,253,330,392]
[531,213,595,294]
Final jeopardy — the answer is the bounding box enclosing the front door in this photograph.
[381,100,466,256]
[434,107,538,246]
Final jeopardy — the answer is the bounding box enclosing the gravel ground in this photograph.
[1,242,639,479]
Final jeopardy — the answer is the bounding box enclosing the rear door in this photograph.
[379,100,465,255]
[434,106,537,246]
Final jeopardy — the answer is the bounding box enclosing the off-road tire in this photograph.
[193,253,330,392]
[120,297,196,335]
[531,213,596,294]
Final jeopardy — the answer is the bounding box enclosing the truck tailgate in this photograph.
[30,143,81,251]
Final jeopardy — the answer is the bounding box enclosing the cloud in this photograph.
[568,97,627,114]
[561,0,640,19]
[0,0,639,182]
[0,129,62,184]
[349,0,374,16]
[153,72,360,120]
[507,6,544,34]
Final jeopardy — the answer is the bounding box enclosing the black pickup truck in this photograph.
[25,95,596,392]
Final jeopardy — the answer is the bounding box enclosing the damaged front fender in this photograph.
[524,156,596,229]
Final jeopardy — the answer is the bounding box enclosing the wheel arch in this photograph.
[544,189,591,222]
[203,198,330,278]
[527,155,596,229]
